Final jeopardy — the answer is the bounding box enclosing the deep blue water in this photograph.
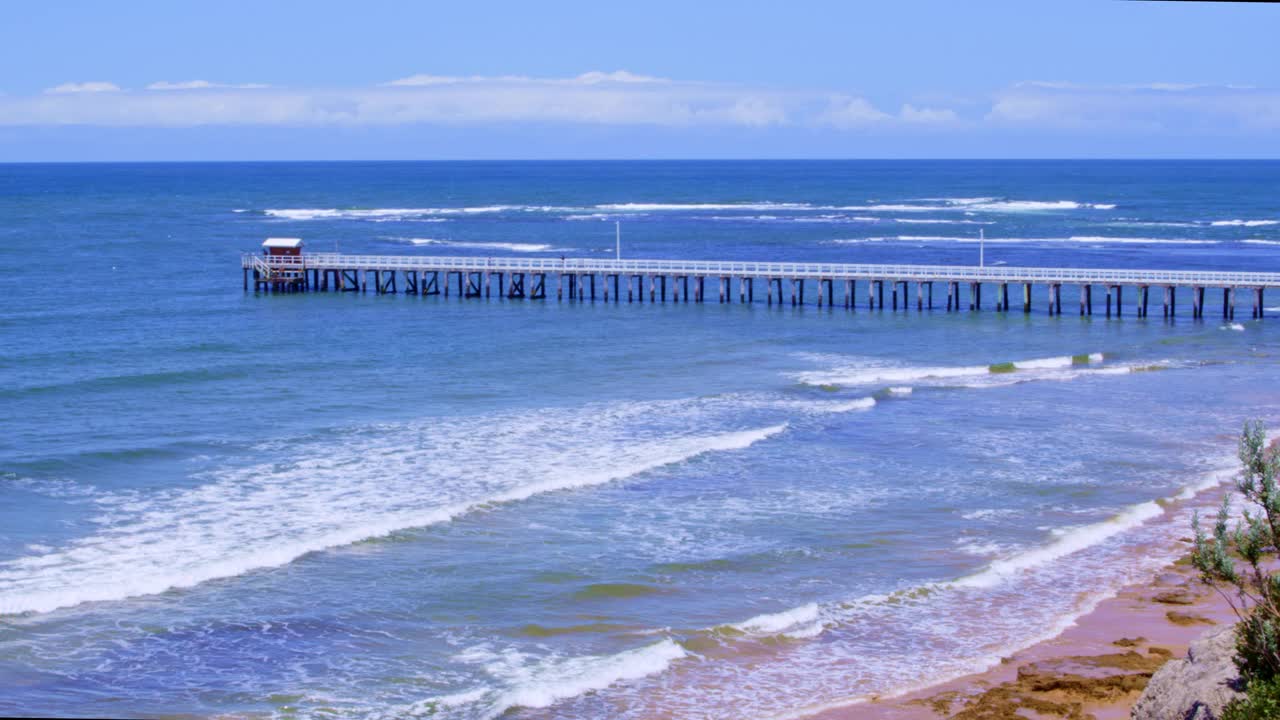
[1,160,1279,719]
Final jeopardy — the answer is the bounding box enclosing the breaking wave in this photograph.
[389,237,564,253]
[830,235,1219,246]
[398,639,687,720]
[792,352,1117,389]
[0,401,788,616]
[1211,219,1279,227]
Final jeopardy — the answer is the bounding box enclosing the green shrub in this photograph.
[1192,421,1280,689]
[1223,676,1280,720]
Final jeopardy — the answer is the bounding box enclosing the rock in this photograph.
[1131,626,1244,720]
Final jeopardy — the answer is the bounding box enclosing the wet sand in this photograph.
[806,538,1239,720]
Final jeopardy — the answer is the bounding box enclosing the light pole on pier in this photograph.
[616,221,621,260]
[979,228,985,269]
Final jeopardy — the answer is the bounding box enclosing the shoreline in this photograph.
[803,498,1241,720]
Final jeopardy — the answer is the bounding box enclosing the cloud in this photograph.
[988,82,1280,132]
[146,80,270,91]
[383,70,669,87]
[15,74,1278,140]
[44,81,120,94]
[816,98,957,128]
[2,71,796,128]
[899,104,958,124]
[816,96,892,128]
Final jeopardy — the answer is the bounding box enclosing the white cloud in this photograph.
[146,80,270,91]
[44,81,120,94]
[899,104,958,124]
[987,82,1280,131]
[383,70,669,87]
[2,72,791,128]
[572,70,667,84]
[816,95,892,128]
[14,74,1276,139]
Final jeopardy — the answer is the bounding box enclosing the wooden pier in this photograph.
[243,252,1280,320]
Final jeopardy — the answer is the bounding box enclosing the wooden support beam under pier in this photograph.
[241,255,1280,328]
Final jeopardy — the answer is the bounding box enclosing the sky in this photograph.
[1,0,1278,160]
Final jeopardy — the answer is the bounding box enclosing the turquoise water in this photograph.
[1,161,1278,719]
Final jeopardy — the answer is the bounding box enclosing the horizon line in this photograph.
[5,157,1280,165]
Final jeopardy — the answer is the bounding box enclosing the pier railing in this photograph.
[242,252,1280,288]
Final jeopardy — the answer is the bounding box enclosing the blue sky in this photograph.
[1,1,1278,160]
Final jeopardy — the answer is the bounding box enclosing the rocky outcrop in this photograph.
[1132,626,1244,720]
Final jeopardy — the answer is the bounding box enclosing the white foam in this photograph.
[395,238,560,253]
[796,362,990,387]
[405,639,686,719]
[1244,240,1280,246]
[1108,220,1200,228]
[795,352,1132,393]
[970,200,1084,212]
[1175,466,1239,500]
[264,206,574,221]
[836,204,948,212]
[0,401,787,616]
[594,202,811,212]
[1062,236,1217,245]
[909,199,1112,213]
[893,218,993,225]
[888,386,913,396]
[832,235,1217,246]
[823,397,877,412]
[1212,219,1279,227]
[961,508,1017,521]
[955,501,1165,588]
[730,603,822,636]
[492,640,686,712]
[1013,356,1072,370]
[955,539,1008,557]
[1224,323,1246,331]
[931,197,998,206]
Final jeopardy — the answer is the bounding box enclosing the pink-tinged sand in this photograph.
[801,543,1238,720]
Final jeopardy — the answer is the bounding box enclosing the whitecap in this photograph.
[399,639,686,719]
[1211,219,1279,227]
[0,400,787,615]
[391,238,562,253]
[1013,356,1072,370]
[593,202,812,212]
[955,500,1165,588]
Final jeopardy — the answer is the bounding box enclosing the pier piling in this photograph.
[241,254,1279,330]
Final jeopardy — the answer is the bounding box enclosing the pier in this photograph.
[243,252,1280,320]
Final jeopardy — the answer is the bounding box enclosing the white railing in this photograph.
[241,253,1280,287]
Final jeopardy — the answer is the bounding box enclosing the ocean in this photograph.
[1,160,1278,719]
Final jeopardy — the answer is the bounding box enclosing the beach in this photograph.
[811,491,1241,720]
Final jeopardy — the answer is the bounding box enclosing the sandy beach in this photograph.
[807,519,1240,719]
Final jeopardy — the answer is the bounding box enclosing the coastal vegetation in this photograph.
[1191,421,1280,718]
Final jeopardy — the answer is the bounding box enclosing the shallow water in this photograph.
[1,160,1278,719]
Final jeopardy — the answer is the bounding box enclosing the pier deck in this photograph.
[243,252,1280,319]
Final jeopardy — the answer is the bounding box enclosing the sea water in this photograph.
[1,160,1278,719]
